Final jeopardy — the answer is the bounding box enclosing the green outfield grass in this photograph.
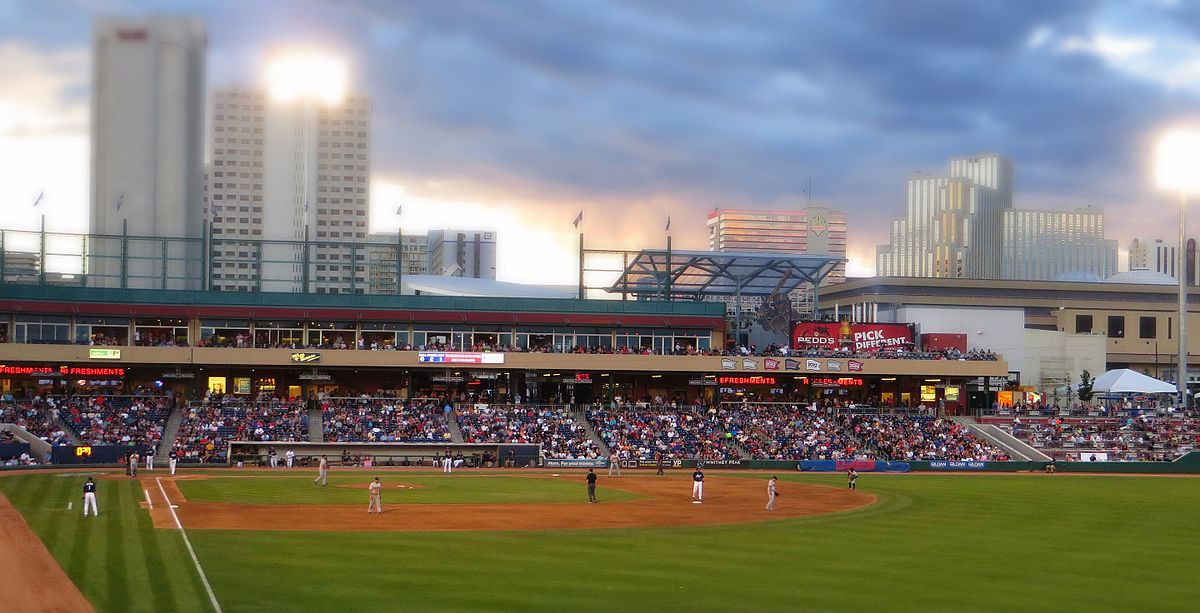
[3,470,1199,612]
[0,472,211,612]
[176,473,643,505]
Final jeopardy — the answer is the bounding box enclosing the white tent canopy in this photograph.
[1089,369,1177,395]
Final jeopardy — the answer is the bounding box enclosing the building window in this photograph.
[1107,315,1125,339]
[1140,317,1157,340]
[1075,315,1093,334]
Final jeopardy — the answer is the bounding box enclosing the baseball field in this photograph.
[1,468,1197,612]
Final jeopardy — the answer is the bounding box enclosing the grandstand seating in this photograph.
[59,395,171,447]
[992,416,1200,461]
[457,405,599,459]
[324,398,450,443]
[0,398,70,445]
[586,406,741,461]
[175,399,308,462]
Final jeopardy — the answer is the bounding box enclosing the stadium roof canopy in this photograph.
[608,250,846,300]
[402,275,577,299]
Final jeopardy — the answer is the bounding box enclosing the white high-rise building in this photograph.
[208,78,371,293]
[1001,207,1117,281]
[89,16,206,289]
[876,153,1013,279]
[706,206,847,284]
[1128,237,1200,285]
[366,232,428,294]
[427,230,497,279]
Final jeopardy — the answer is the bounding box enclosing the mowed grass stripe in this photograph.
[0,474,216,613]
[177,474,641,505]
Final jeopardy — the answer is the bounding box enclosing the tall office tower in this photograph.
[427,230,497,279]
[89,16,206,289]
[1127,237,1200,285]
[1000,207,1118,281]
[208,73,371,293]
[706,207,848,283]
[366,232,429,294]
[876,153,1013,279]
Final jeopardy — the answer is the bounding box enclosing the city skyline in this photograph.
[4,1,1200,283]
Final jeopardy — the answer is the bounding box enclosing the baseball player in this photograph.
[82,477,98,517]
[655,450,665,476]
[285,449,295,469]
[848,468,858,490]
[608,452,622,477]
[145,449,154,471]
[128,451,139,479]
[442,450,453,474]
[314,456,328,486]
[691,466,704,503]
[766,476,779,511]
[367,477,383,513]
[268,447,278,468]
[168,448,178,475]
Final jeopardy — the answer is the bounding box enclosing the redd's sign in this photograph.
[792,323,838,349]
[793,322,913,353]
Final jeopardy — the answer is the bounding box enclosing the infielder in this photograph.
[766,476,779,511]
[691,466,704,503]
[145,450,154,471]
[82,477,98,517]
[168,448,178,475]
[285,449,295,469]
[314,456,328,486]
[368,477,383,513]
[608,452,622,477]
[847,468,858,490]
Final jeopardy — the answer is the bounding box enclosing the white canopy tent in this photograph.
[1089,369,1177,395]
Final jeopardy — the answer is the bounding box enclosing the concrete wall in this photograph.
[1022,329,1106,392]
[891,305,1024,375]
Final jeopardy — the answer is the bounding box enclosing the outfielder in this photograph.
[766,476,778,511]
[314,456,328,486]
[82,477,98,517]
[368,477,383,513]
[691,466,704,503]
[608,452,622,477]
[168,448,178,475]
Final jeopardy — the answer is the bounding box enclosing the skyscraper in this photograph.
[1001,207,1117,281]
[208,78,371,293]
[1128,237,1200,285]
[876,153,1013,279]
[89,16,206,289]
[427,230,497,279]
[706,207,847,283]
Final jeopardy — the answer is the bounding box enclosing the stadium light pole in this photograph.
[1155,127,1200,411]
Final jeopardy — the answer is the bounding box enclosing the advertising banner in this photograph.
[798,460,910,472]
[543,458,608,468]
[928,460,987,470]
[418,352,505,364]
[792,322,914,353]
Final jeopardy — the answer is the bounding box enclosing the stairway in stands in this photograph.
[156,404,185,457]
[575,407,610,455]
[308,406,324,442]
[445,408,465,444]
[950,416,1050,461]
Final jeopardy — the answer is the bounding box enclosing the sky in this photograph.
[3,0,1200,283]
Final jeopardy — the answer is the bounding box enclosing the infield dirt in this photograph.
[0,491,95,613]
[142,472,874,532]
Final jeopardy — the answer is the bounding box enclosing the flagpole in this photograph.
[39,214,47,286]
[578,230,584,301]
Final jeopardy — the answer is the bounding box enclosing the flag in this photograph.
[115,192,124,211]
[395,204,403,216]
[32,191,44,207]
[665,214,671,232]
[573,210,583,228]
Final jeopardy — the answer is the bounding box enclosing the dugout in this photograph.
[227,441,543,468]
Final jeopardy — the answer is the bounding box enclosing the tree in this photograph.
[1078,370,1094,402]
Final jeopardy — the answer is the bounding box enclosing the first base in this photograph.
[692,500,702,504]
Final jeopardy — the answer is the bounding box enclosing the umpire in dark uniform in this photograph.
[586,469,598,503]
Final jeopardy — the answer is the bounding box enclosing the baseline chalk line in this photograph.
[157,478,222,613]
